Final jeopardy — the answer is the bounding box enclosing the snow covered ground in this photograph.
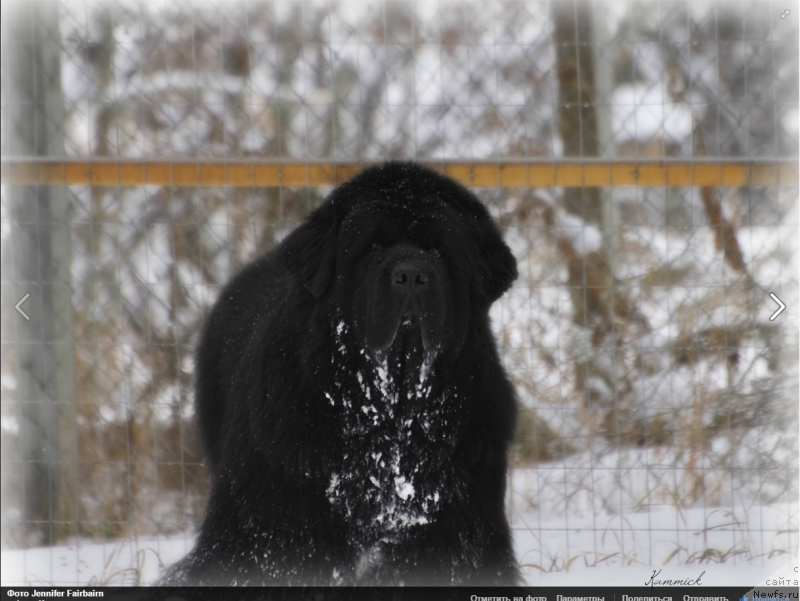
[1,508,794,587]
[2,464,796,587]
[513,502,797,586]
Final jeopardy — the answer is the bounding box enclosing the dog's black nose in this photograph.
[392,263,428,294]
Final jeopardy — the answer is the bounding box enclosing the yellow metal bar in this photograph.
[1,159,797,188]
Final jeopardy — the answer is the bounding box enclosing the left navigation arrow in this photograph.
[15,293,31,321]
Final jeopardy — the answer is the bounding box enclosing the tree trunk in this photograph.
[553,0,603,223]
[2,0,76,546]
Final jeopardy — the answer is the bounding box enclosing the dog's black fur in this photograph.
[161,162,520,586]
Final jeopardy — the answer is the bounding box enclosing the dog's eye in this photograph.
[429,248,442,257]
[369,243,383,252]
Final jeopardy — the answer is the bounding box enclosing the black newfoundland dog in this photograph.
[162,162,520,586]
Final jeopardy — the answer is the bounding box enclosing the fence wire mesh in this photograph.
[1,0,798,586]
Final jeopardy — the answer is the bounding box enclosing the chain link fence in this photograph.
[1,0,798,586]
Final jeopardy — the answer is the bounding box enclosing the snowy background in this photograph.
[1,0,798,587]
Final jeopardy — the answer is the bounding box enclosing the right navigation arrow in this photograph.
[769,292,786,321]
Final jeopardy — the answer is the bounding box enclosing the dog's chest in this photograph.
[326,411,448,537]
[324,355,465,542]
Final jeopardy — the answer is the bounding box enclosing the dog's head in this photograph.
[280,162,517,377]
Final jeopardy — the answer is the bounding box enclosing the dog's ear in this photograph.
[279,202,338,298]
[466,208,518,305]
[477,231,518,304]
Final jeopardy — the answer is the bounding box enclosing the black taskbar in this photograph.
[2,587,799,601]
